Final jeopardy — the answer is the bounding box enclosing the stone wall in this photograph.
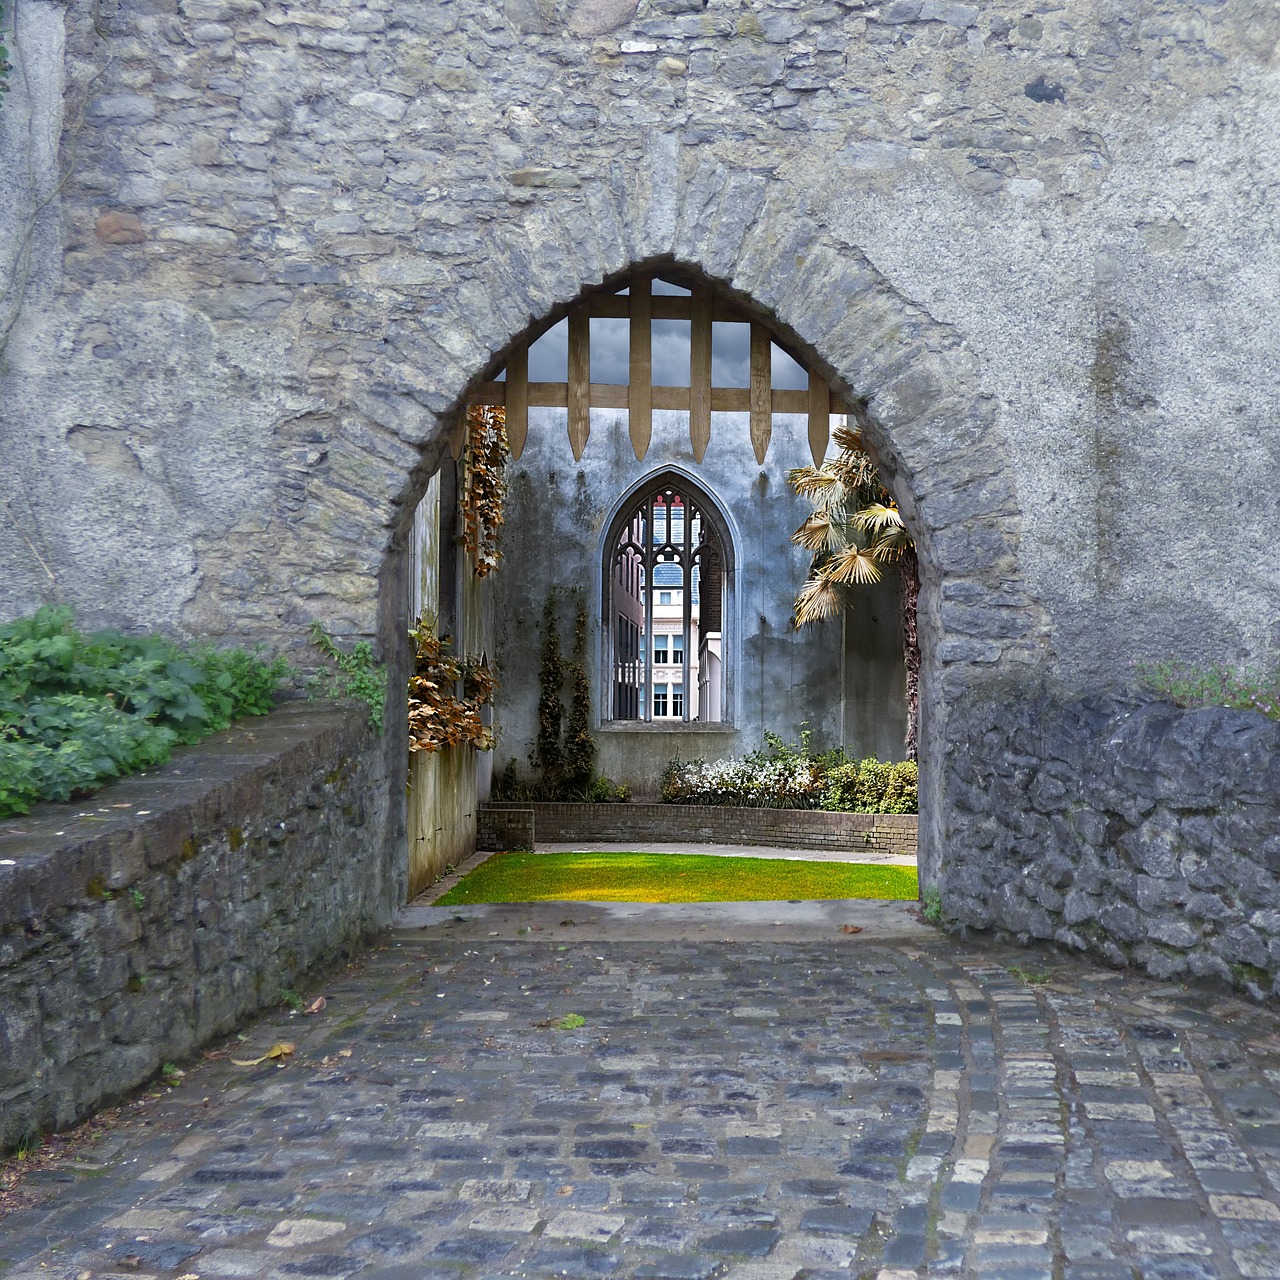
[0,0,1276,982]
[480,800,918,858]
[943,693,1280,998]
[0,703,397,1151]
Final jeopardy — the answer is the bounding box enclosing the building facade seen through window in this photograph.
[606,475,727,723]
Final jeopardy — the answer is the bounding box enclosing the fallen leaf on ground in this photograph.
[230,1042,295,1067]
[841,925,864,934]
[303,996,327,1015]
[535,1013,586,1030]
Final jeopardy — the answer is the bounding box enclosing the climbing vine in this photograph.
[533,588,564,780]
[564,593,595,789]
[406,618,495,753]
[491,586,626,801]
[461,404,508,577]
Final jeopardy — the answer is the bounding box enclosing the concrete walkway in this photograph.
[4,902,1280,1280]
[537,842,917,866]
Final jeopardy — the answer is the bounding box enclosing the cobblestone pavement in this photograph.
[6,905,1280,1280]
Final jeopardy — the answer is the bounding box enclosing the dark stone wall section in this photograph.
[945,692,1280,998]
[0,704,394,1150]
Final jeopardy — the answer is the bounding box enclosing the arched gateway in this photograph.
[374,173,1045,903]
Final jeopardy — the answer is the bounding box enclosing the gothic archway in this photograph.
[370,164,1044,897]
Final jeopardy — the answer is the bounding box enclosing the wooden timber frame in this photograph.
[462,270,853,467]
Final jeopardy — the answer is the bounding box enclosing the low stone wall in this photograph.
[479,801,918,858]
[478,806,535,853]
[0,703,395,1151]
[945,692,1280,998]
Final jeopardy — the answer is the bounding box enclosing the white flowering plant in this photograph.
[658,730,918,814]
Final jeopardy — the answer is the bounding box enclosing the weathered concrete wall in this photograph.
[491,409,908,792]
[0,703,395,1151]
[943,694,1280,998]
[0,0,1276,975]
[481,800,919,859]
[408,745,476,898]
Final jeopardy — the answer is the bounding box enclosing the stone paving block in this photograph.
[349,1225,430,1258]
[544,1210,626,1241]
[723,1265,801,1280]
[266,1219,348,1247]
[699,1227,781,1255]
[524,1244,623,1275]
[468,1204,542,1232]
[797,1205,873,1236]
[633,1256,721,1280]
[197,1248,286,1276]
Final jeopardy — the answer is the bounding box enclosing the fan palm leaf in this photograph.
[786,465,846,508]
[793,575,844,625]
[851,502,903,533]
[791,511,846,552]
[823,544,884,586]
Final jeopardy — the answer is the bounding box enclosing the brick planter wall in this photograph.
[479,802,917,858]
[0,703,394,1152]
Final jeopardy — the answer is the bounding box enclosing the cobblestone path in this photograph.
[6,911,1280,1280]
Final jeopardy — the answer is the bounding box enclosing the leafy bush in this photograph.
[491,758,630,803]
[1136,658,1280,721]
[821,757,918,814]
[660,731,917,814]
[0,607,289,817]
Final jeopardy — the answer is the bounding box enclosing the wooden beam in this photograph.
[749,322,772,466]
[808,370,830,467]
[567,304,590,461]
[447,409,466,460]
[584,292,753,323]
[689,284,712,463]
[629,275,652,462]
[468,381,822,415]
[505,346,528,461]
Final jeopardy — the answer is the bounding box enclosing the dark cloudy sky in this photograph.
[520,316,809,391]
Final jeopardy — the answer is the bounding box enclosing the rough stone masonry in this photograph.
[0,1,1278,982]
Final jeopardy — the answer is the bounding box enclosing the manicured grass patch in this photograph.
[434,851,919,904]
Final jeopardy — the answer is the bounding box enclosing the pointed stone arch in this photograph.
[357,154,1049,888]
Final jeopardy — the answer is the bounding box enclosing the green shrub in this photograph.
[0,607,289,817]
[821,757,917,814]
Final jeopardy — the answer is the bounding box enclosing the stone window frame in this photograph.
[599,467,737,729]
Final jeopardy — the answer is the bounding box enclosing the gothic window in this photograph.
[604,475,729,724]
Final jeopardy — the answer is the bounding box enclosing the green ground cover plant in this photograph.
[0,606,288,817]
[1136,658,1280,721]
[659,730,917,813]
[434,851,919,904]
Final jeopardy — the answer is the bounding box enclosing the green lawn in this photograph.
[434,851,919,905]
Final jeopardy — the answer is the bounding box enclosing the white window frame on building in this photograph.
[601,471,733,725]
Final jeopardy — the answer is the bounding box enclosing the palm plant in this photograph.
[788,424,920,758]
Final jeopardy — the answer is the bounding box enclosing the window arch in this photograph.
[602,472,733,725]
